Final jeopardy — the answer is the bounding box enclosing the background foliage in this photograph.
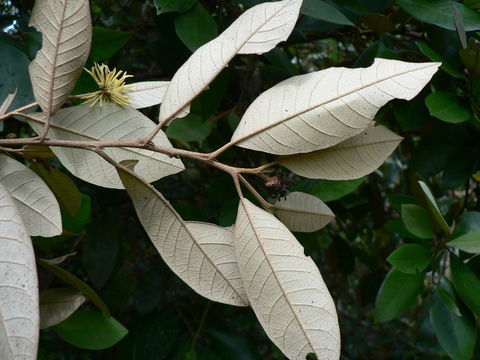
[2,0,480,359]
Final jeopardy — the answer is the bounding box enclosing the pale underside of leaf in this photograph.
[0,90,16,116]
[273,191,335,232]
[0,183,39,360]
[126,81,170,109]
[39,287,86,329]
[159,0,302,124]
[234,198,340,360]
[0,154,62,237]
[117,167,248,306]
[28,103,184,189]
[279,125,403,180]
[29,0,92,115]
[231,59,439,155]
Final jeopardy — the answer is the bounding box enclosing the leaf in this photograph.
[0,90,16,116]
[117,165,248,307]
[154,0,197,14]
[459,38,480,75]
[425,92,472,124]
[401,204,434,239]
[175,4,218,52]
[448,230,480,254]
[430,290,476,360]
[273,191,335,232]
[310,178,365,202]
[232,59,439,155]
[0,154,62,237]
[387,244,433,274]
[417,180,450,235]
[38,259,111,316]
[159,0,302,124]
[0,182,39,360]
[90,26,131,62]
[279,125,402,180]
[39,287,86,329]
[374,269,424,323]
[300,0,353,25]
[28,103,184,189]
[166,114,214,142]
[415,41,464,79]
[53,309,128,350]
[452,4,467,49]
[361,14,395,33]
[28,0,92,115]
[398,0,480,31]
[450,255,480,318]
[126,81,169,109]
[451,211,480,239]
[30,163,82,217]
[234,198,340,360]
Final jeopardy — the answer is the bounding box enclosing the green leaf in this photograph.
[90,27,131,61]
[154,0,197,14]
[53,310,128,350]
[387,244,433,274]
[452,212,480,238]
[415,41,464,78]
[465,0,480,9]
[398,0,480,31]
[209,330,260,360]
[0,35,35,113]
[417,180,450,234]
[175,4,218,51]
[310,178,365,202]
[361,14,395,33]
[401,204,434,239]
[430,291,476,360]
[425,92,472,124]
[452,4,467,49]
[448,230,480,254]
[393,93,429,131]
[38,259,110,316]
[300,0,353,25]
[166,114,213,142]
[374,269,425,323]
[450,255,480,317]
[63,193,92,234]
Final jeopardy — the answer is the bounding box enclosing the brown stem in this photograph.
[238,174,272,210]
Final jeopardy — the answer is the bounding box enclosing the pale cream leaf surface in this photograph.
[273,192,334,232]
[0,90,16,116]
[0,183,39,360]
[127,81,170,109]
[28,0,91,115]
[117,166,248,307]
[231,59,439,155]
[0,154,62,237]
[159,0,302,124]
[234,198,340,360]
[279,125,402,179]
[28,103,184,189]
[39,287,86,329]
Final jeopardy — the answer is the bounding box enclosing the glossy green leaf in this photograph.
[451,212,480,238]
[310,178,365,202]
[166,114,213,142]
[300,0,353,25]
[450,255,480,317]
[415,41,464,78]
[398,0,480,31]
[448,230,480,254]
[154,0,196,14]
[0,35,35,113]
[425,92,472,124]
[430,291,476,360]
[387,244,433,274]
[53,310,128,350]
[38,259,110,316]
[401,204,434,239]
[90,26,131,61]
[175,4,218,51]
[417,180,450,234]
[374,269,425,323]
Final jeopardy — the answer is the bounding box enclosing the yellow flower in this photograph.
[81,63,134,107]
